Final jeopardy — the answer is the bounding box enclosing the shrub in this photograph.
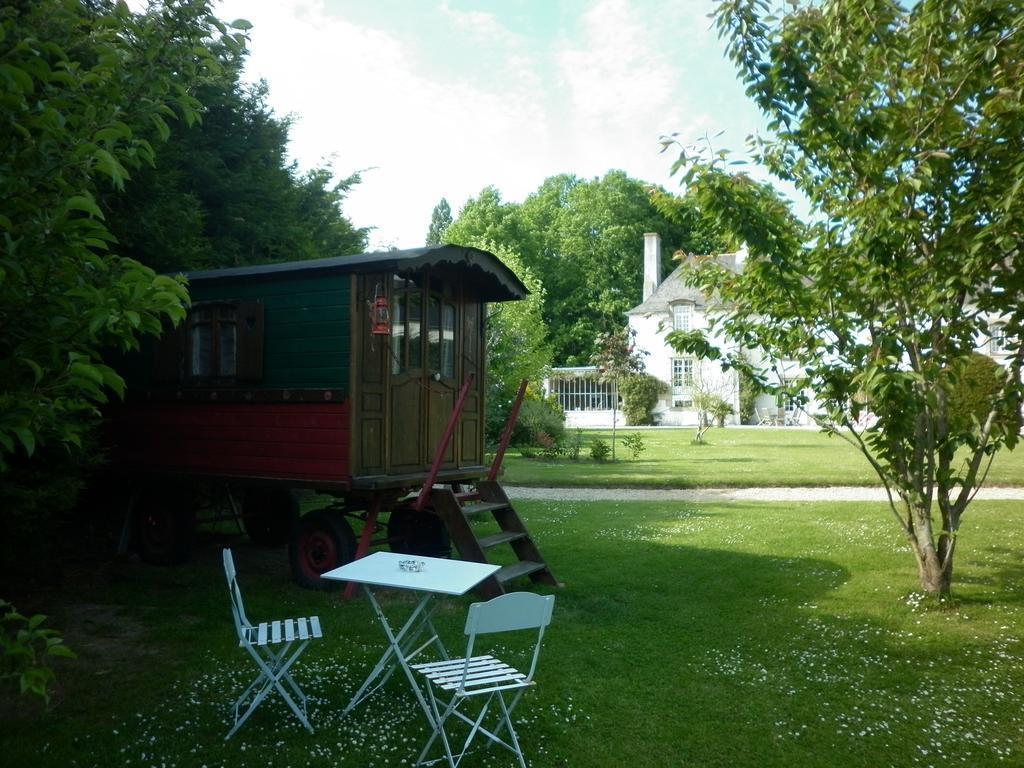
[619,374,664,425]
[513,396,566,446]
[535,431,561,459]
[1,600,75,703]
[565,429,584,461]
[711,397,734,428]
[947,354,1021,439]
[589,438,611,462]
[738,369,762,424]
[621,432,646,460]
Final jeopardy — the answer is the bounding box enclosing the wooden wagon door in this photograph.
[424,285,459,468]
[388,275,426,472]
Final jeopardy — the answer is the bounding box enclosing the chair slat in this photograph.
[412,655,494,673]
[271,620,281,644]
[297,617,309,640]
[257,622,268,646]
[310,615,322,638]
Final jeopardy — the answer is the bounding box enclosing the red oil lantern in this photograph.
[370,289,390,335]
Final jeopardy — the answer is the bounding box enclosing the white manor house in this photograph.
[546,233,1014,429]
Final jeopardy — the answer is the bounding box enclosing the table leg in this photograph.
[343,586,446,722]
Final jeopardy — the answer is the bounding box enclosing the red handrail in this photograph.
[412,373,475,512]
[488,378,528,482]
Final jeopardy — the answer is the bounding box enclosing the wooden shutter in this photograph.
[236,299,265,380]
[151,321,185,382]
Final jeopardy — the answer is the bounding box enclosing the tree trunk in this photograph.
[907,505,953,596]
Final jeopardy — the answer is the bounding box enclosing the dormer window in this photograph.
[672,303,693,332]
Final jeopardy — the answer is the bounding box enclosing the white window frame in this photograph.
[551,376,616,412]
[672,303,693,332]
[990,322,1007,354]
[671,358,694,408]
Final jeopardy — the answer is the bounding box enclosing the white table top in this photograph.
[322,552,500,596]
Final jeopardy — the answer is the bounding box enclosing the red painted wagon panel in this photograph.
[108,401,351,484]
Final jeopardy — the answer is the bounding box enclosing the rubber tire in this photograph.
[387,506,451,558]
[134,484,195,565]
[288,510,356,590]
[242,487,299,547]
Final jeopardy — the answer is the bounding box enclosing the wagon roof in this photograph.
[183,244,528,302]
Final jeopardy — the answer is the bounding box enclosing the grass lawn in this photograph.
[500,426,1024,488]
[4,498,1024,767]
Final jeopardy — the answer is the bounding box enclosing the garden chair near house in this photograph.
[756,407,777,426]
[222,548,323,740]
[411,592,556,768]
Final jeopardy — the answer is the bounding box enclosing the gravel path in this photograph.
[504,485,1024,502]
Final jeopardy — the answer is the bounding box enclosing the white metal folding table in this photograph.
[322,551,500,722]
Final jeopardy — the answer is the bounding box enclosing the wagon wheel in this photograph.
[288,510,356,590]
[242,487,299,547]
[134,484,195,565]
[387,506,451,559]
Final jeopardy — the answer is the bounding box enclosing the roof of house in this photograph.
[182,244,528,303]
[626,250,742,317]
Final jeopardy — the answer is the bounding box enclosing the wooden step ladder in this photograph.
[407,377,559,600]
[430,479,559,600]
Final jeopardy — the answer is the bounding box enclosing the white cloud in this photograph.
[553,0,713,184]
[205,0,781,248]
[216,0,558,249]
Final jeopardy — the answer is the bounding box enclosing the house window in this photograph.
[189,304,237,377]
[671,358,694,408]
[550,376,616,412]
[990,323,1007,354]
[672,304,692,332]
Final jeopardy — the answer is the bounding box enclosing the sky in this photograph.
[213,0,775,251]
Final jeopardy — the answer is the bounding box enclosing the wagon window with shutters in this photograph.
[170,300,263,383]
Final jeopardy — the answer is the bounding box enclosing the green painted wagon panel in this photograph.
[190,274,350,391]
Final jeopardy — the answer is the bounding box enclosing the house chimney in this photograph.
[643,232,662,301]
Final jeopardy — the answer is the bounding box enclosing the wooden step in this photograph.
[477,531,528,549]
[495,560,547,584]
[460,501,509,517]
[455,491,481,503]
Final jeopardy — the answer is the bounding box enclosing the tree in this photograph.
[105,64,367,273]
[590,327,647,460]
[449,174,727,365]
[0,0,245,470]
[425,197,452,245]
[519,171,726,364]
[440,232,552,442]
[658,0,1024,597]
[691,364,737,443]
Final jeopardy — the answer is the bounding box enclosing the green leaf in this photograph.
[70,361,104,385]
[64,194,104,219]
[93,148,129,188]
[230,18,253,30]
[22,358,44,384]
[13,428,35,457]
[47,644,76,660]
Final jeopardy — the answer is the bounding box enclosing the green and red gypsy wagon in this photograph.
[104,244,556,598]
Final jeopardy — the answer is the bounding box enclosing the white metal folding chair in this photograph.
[222,548,322,740]
[411,592,555,768]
